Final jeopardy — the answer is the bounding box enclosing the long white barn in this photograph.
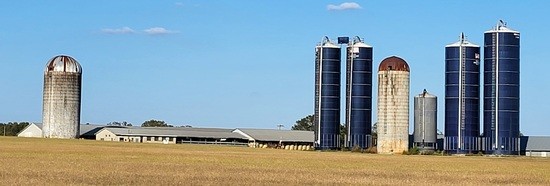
[18,123,315,150]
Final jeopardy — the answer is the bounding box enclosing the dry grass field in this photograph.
[0,137,549,185]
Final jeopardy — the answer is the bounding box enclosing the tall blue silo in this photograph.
[483,21,520,155]
[444,33,481,154]
[345,36,373,149]
[314,36,341,150]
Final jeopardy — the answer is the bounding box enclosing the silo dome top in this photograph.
[379,56,409,72]
[45,55,82,73]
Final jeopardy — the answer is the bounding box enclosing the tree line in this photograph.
[291,114,350,135]
[291,115,380,146]
[109,120,185,127]
[0,119,189,137]
[0,122,30,136]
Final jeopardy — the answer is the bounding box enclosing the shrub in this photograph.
[407,147,420,155]
[477,151,484,156]
[365,146,377,154]
[420,150,434,155]
[351,144,362,153]
[435,150,451,156]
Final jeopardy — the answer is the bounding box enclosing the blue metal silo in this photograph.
[314,36,341,150]
[345,36,373,149]
[444,33,481,154]
[483,21,520,155]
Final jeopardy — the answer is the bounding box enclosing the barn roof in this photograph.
[17,123,117,137]
[233,128,314,143]
[523,136,550,151]
[98,127,246,139]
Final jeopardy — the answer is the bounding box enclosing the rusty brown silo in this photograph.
[42,55,82,139]
[377,56,410,154]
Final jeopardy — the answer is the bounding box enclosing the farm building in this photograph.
[17,123,550,155]
[233,128,314,149]
[95,127,248,145]
[18,123,315,149]
[17,123,43,137]
[521,136,550,157]
[95,127,315,149]
[17,123,120,139]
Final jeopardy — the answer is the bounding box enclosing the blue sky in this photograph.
[1,1,549,135]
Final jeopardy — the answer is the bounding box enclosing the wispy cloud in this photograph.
[174,2,200,8]
[100,27,179,35]
[327,2,362,11]
[143,27,179,35]
[100,27,136,34]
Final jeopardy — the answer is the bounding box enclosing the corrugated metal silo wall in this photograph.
[345,46,372,149]
[483,31,520,154]
[42,72,81,138]
[314,46,341,149]
[413,94,437,149]
[377,71,409,154]
[444,45,480,153]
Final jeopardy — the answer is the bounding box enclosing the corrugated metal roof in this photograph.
[415,89,436,98]
[101,127,246,139]
[523,136,550,151]
[30,123,113,136]
[485,24,519,34]
[350,41,372,48]
[317,36,340,48]
[139,127,234,133]
[233,128,314,142]
[446,33,479,47]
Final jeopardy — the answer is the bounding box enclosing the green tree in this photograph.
[107,121,132,127]
[291,115,314,131]
[372,122,378,141]
[340,123,347,147]
[1,122,30,136]
[141,119,173,127]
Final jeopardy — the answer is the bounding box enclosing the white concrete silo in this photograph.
[377,56,410,154]
[42,55,82,139]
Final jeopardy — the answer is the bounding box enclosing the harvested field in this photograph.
[0,137,549,185]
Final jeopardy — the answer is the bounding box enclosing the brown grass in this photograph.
[0,136,549,185]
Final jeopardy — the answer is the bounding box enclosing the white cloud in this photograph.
[100,27,136,34]
[143,27,179,35]
[327,2,362,11]
[175,2,200,8]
